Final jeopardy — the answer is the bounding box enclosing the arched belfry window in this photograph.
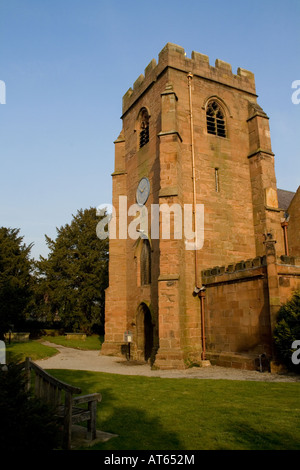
[139,108,150,148]
[206,101,226,138]
[140,239,151,285]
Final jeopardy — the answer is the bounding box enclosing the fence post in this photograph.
[25,357,31,393]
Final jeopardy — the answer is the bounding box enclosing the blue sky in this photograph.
[0,0,299,259]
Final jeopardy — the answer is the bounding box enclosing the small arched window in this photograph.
[139,108,150,148]
[140,239,151,285]
[206,101,226,138]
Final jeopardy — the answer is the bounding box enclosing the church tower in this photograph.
[101,43,286,369]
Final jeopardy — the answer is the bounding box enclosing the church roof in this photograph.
[277,188,296,210]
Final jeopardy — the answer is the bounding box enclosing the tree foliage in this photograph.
[0,227,33,338]
[273,290,300,372]
[34,208,108,333]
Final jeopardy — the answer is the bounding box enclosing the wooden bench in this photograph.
[24,357,102,449]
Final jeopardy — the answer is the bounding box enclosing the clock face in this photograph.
[136,177,150,206]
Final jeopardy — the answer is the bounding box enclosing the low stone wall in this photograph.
[278,254,300,266]
[205,351,259,371]
[4,332,30,342]
[201,255,300,369]
[202,261,270,363]
[277,260,300,304]
[202,255,267,280]
[65,333,87,341]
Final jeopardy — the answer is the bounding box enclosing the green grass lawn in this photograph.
[39,334,103,350]
[49,369,300,451]
[5,339,300,450]
[5,334,103,362]
[5,340,59,362]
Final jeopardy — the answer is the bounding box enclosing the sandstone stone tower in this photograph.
[101,43,299,370]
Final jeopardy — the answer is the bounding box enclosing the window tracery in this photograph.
[206,101,226,138]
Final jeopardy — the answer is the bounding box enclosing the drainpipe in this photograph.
[187,72,199,288]
[188,74,208,365]
[281,221,289,256]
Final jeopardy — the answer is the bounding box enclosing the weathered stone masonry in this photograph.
[101,43,300,370]
[202,249,300,369]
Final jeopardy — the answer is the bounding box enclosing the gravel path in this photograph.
[35,342,300,382]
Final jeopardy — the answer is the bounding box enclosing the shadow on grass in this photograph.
[97,406,183,450]
[72,388,183,450]
[48,370,184,450]
[220,421,300,450]
[88,389,184,450]
[47,369,300,451]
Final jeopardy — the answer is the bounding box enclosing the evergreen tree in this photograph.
[273,290,300,372]
[35,208,108,333]
[0,227,33,338]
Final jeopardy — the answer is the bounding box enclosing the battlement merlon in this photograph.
[201,254,300,284]
[122,42,257,116]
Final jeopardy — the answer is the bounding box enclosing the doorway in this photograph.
[136,303,154,362]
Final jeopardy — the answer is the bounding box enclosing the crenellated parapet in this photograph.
[278,255,300,266]
[202,256,267,283]
[202,254,300,285]
[122,42,256,115]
